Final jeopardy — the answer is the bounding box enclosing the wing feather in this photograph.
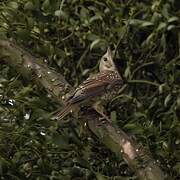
[66,71,122,104]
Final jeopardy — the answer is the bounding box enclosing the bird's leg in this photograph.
[92,101,111,123]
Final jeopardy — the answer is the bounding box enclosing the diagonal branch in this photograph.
[0,39,165,180]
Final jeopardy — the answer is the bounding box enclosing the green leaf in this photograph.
[141,21,154,27]
[157,22,167,32]
[167,25,176,31]
[15,86,33,99]
[124,66,131,78]
[89,14,102,23]
[164,94,172,107]
[129,19,143,26]
[86,34,99,41]
[95,172,106,180]
[90,39,106,50]
[54,10,68,19]
[42,0,50,11]
[110,111,117,122]
[168,16,179,23]
[8,1,18,9]
[24,2,34,11]
[124,123,144,135]
[134,112,146,118]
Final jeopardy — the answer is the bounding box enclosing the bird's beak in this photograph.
[106,47,112,58]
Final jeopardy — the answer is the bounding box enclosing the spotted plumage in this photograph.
[66,70,122,105]
[55,48,123,120]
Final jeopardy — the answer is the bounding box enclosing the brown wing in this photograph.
[66,71,122,105]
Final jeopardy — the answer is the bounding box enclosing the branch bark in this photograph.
[0,39,165,180]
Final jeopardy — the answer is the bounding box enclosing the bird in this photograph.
[55,47,123,120]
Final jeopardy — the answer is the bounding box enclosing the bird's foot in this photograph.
[93,102,111,123]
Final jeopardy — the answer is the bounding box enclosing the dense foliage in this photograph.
[0,0,179,179]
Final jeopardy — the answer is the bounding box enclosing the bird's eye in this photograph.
[104,57,108,62]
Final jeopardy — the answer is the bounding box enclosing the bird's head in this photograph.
[99,47,117,72]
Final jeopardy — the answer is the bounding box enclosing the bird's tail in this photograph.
[55,104,73,120]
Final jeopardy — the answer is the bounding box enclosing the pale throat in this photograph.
[99,63,117,72]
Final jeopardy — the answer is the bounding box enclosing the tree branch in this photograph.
[0,39,165,180]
